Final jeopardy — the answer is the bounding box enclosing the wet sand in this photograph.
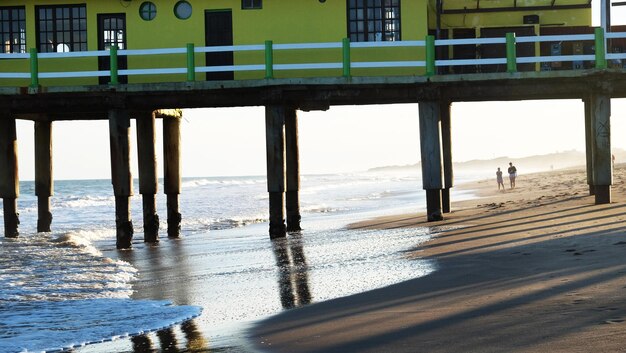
[251,165,626,352]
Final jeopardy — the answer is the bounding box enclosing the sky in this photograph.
[11,5,626,181]
[13,99,626,180]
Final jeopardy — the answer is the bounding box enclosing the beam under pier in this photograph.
[35,121,53,232]
[161,110,182,238]
[136,111,159,242]
[440,101,453,213]
[265,105,287,238]
[285,107,302,232]
[419,101,444,221]
[0,115,19,237]
[590,94,612,204]
[109,109,134,249]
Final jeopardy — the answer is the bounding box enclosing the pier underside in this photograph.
[0,69,622,242]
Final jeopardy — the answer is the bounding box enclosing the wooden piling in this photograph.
[109,109,134,249]
[136,111,159,242]
[590,94,612,204]
[35,121,53,232]
[265,105,287,238]
[419,101,444,221]
[285,107,302,232]
[0,116,19,237]
[440,101,453,213]
[584,98,595,196]
[161,110,182,238]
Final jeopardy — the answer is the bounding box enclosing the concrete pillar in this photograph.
[35,121,53,232]
[109,109,134,249]
[440,101,453,213]
[285,107,302,232]
[265,105,287,238]
[419,101,444,221]
[590,94,612,204]
[136,111,159,242]
[162,111,182,238]
[0,115,19,237]
[584,98,595,195]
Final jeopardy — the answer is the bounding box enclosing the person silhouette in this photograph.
[507,162,517,189]
[496,167,505,190]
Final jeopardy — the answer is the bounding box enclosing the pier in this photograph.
[1,30,625,247]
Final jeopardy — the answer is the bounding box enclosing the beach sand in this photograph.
[251,165,626,352]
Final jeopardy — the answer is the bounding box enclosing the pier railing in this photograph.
[1,27,625,88]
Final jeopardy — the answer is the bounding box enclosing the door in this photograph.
[205,10,234,81]
[98,14,127,84]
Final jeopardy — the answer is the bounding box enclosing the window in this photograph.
[174,1,192,19]
[36,5,87,53]
[348,0,401,42]
[139,2,157,21]
[0,7,26,53]
[242,0,262,9]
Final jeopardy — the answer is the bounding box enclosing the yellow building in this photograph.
[0,0,592,86]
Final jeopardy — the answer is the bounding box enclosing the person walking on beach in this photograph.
[496,168,505,190]
[508,162,517,189]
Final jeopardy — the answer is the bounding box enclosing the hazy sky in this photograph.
[12,99,626,180]
[11,6,626,180]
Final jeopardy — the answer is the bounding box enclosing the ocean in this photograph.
[0,170,479,352]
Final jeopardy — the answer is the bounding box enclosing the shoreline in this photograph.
[251,165,626,352]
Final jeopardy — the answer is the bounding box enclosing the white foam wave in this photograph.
[181,178,264,188]
[182,214,267,232]
[53,195,115,209]
[0,299,201,353]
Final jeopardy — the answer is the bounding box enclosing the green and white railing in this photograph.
[0,27,623,88]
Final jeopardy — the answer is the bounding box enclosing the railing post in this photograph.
[110,45,119,85]
[426,35,436,77]
[595,27,607,69]
[29,48,39,88]
[342,38,351,78]
[265,40,274,79]
[506,32,517,73]
[186,43,195,82]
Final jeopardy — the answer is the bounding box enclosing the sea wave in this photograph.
[181,178,265,188]
[181,215,267,233]
[0,232,202,353]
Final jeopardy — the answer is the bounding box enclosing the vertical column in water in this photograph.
[136,111,159,242]
[418,101,444,221]
[0,114,19,237]
[440,101,453,213]
[35,120,53,232]
[161,110,182,238]
[265,105,287,238]
[591,93,612,204]
[584,98,595,195]
[109,109,134,249]
[285,107,302,232]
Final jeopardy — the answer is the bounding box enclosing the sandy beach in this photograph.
[251,164,626,352]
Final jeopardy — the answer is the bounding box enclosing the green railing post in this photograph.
[426,35,436,77]
[595,27,607,69]
[29,48,39,88]
[265,40,273,79]
[186,43,196,82]
[342,38,351,78]
[109,45,119,85]
[506,32,517,73]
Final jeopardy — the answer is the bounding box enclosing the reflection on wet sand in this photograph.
[128,319,206,353]
[272,233,312,309]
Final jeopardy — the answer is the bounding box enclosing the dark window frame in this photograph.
[242,0,262,10]
[0,6,26,54]
[35,4,87,53]
[139,2,157,21]
[347,0,401,42]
